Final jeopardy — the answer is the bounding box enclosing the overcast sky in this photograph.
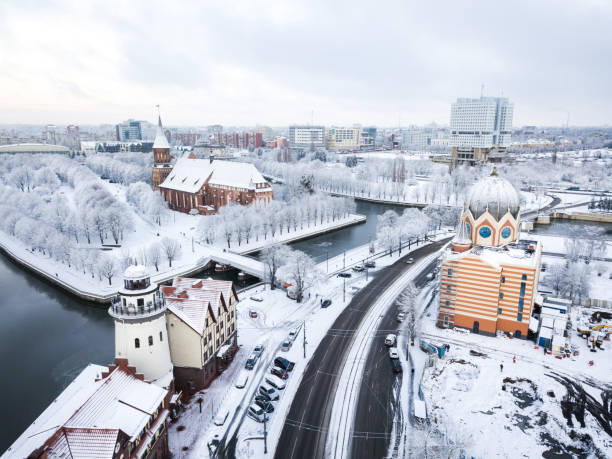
[1,0,610,127]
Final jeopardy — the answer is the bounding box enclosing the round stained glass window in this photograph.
[501,227,511,238]
[479,226,491,238]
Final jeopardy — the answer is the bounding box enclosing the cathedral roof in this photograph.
[453,217,472,245]
[153,115,170,150]
[466,168,520,220]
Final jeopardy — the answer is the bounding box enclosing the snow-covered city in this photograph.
[1,2,612,459]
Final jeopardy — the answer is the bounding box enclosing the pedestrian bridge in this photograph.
[207,248,265,279]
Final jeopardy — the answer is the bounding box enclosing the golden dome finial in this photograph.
[490,166,498,177]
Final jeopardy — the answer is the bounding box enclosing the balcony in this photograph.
[109,294,167,319]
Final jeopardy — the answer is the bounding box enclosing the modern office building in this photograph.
[325,127,361,151]
[360,127,377,148]
[450,96,513,165]
[288,125,325,149]
[437,169,542,338]
[116,119,144,141]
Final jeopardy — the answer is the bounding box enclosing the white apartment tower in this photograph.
[288,125,326,149]
[108,265,173,384]
[450,96,514,148]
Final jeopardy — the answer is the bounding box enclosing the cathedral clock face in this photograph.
[501,227,511,238]
[479,226,491,238]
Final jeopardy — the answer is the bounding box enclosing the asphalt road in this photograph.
[349,256,440,459]
[274,237,451,459]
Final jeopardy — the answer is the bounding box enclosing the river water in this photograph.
[0,200,405,452]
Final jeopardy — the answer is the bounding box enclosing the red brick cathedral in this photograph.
[151,114,273,215]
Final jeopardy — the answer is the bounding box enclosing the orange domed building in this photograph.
[438,169,542,338]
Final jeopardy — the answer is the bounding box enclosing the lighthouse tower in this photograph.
[108,265,173,384]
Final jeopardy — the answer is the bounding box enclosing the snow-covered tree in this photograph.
[97,256,116,285]
[161,237,180,268]
[261,244,292,289]
[278,251,323,302]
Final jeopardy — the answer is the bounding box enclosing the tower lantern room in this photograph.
[108,265,173,384]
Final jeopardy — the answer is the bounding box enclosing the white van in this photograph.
[265,375,286,390]
[235,371,249,389]
[247,404,266,423]
[214,409,229,426]
[385,334,397,347]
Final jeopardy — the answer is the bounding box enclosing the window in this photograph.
[518,298,524,312]
[135,338,140,348]
[501,276,505,284]
[498,308,502,315]
[520,282,526,297]
[448,268,453,277]
[159,331,163,342]
[499,292,504,299]
[447,285,451,293]
[148,336,153,346]
[122,298,126,306]
[479,227,491,238]
[137,298,144,307]
[521,274,527,280]
[517,313,522,322]
[445,300,450,307]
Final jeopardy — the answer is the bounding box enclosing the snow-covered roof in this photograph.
[452,217,471,245]
[159,158,269,193]
[124,264,148,279]
[528,316,539,333]
[466,170,520,220]
[539,326,553,339]
[5,363,168,457]
[447,240,540,268]
[552,334,566,346]
[153,115,170,150]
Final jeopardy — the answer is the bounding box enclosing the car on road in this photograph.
[352,265,365,272]
[280,339,292,352]
[253,344,265,357]
[321,299,332,308]
[288,329,299,341]
[250,296,263,302]
[259,385,280,401]
[364,261,376,268]
[245,353,258,370]
[396,312,405,323]
[405,258,415,264]
[337,272,352,278]
[235,371,249,388]
[426,273,434,280]
[274,356,295,372]
[254,398,275,413]
[271,366,289,380]
[265,375,286,390]
[389,347,399,359]
[248,404,266,422]
[391,359,402,374]
[249,309,258,318]
[214,409,229,426]
[385,334,397,346]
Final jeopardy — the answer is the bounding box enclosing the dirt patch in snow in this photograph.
[503,377,541,409]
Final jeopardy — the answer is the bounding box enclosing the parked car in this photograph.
[265,375,286,390]
[352,265,365,272]
[248,404,266,422]
[274,356,295,372]
[245,353,258,370]
[288,329,299,341]
[259,385,280,401]
[254,398,275,413]
[321,299,332,308]
[364,261,376,268]
[337,272,352,278]
[271,366,289,380]
[235,371,249,388]
[249,309,258,318]
[405,258,415,264]
[426,273,434,280]
[391,359,402,373]
[280,340,292,352]
[350,286,361,293]
[253,344,265,357]
[250,296,263,302]
[214,409,229,426]
[255,394,271,405]
[385,334,397,346]
[389,347,399,359]
[396,312,405,323]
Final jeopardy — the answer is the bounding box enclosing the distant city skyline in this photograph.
[1,0,611,127]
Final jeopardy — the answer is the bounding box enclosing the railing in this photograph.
[109,294,166,317]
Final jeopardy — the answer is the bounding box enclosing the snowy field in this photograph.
[419,312,612,458]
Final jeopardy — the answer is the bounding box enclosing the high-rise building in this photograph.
[360,127,377,149]
[450,96,513,165]
[116,119,143,141]
[437,169,542,339]
[325,127,361,151]
[288,125,325,149]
